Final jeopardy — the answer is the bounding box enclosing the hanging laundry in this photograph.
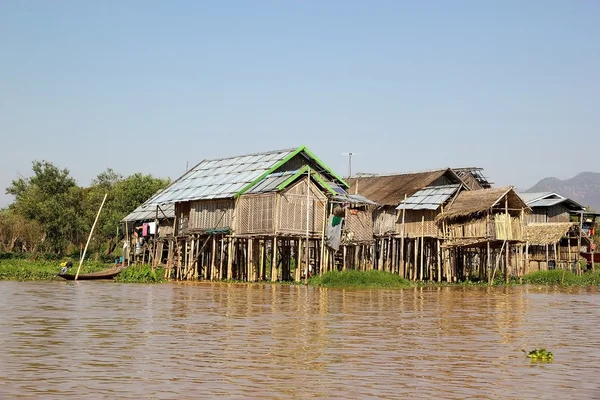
[142,223,148,236]
[147,222,156,235]
[326,215,344,251]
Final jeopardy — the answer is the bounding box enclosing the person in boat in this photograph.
[57,260,73,275]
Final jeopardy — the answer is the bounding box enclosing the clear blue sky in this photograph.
[1,1,599,206]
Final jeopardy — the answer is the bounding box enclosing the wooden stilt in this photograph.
[271,237,278,282]
[227,238,233,280]
[437,239,442,283]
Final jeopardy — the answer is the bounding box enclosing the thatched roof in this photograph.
[347,169,462,206]
[525,223,574,245]
[525,223,591,245]
[437,187,528,222]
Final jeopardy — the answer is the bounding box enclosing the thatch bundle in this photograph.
[347,169,461,206]
[524,223,575,245]
[437,187,527,223]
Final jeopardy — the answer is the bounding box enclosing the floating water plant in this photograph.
[523,349,553,362]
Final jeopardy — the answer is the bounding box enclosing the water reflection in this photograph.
[1,281,599,399]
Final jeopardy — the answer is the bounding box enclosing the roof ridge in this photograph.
[196,146,298,163]
[353,168,450,178]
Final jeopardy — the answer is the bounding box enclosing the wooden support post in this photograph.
[271,237,278,282]
[525,241,529,275]
[437,239,442,283]
[210,235,217,281]
[227,238,233,280]
[377,239,384,271]
[247,239,253,282]
[413,238,419,281]
[259,240,265,280]
[342,245,347,271]
[553,242,558,271]
[296,239,302,282]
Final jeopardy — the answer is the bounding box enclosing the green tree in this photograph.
[6,160,86,253]
[85,170,170,255]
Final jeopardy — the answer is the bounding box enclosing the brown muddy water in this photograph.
[1,282,599,399]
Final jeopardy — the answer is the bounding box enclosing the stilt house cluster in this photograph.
[122,146,596,282]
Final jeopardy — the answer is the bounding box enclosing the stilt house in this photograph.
[144,146,370,281]
[347,169,467,278]
[436,187,529,281]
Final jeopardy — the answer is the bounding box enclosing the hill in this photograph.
[525,172,600,211]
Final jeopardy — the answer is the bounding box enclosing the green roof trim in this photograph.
[301,146,349,188]
[274,166,337,195]
[277,165,310,191]
[234,147,302,198]
[310,171,337,195]
[234,145,348,198]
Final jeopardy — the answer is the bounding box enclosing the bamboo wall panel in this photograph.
[277,180,327,235]
[175,202,191,236]
[236,193,276,235]
[396,210,440,238]
[188,199,234,231]
[344,208,374,243]
[373,207,397,236]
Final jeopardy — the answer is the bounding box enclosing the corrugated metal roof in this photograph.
[247,170,297,193]
[518,192,559,204]
[518,192,585,211]
[122,202,174,222]
[528,198,565,207]
[396,184,461,210]
[150,148,295,204]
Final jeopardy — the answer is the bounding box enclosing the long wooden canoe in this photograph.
[58,266,125,281]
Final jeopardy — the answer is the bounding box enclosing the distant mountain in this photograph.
[525,172,600,211]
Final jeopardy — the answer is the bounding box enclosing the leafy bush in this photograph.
[309,270,412,289]
[115,265,165,284]
[0,259,107,281]
[522,269,600,286]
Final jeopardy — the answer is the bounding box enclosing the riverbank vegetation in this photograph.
[0,259,109,281]
[1,160,169,257]
[308,270,412,288]
[2,257,600,287]
[115,265,165,284]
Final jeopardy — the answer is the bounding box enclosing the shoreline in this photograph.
[2,260,599,288]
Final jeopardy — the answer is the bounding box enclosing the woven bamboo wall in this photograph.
[277,179,327,235]
[445,214,524,241]
[494,214,523,240]
[396,210,440,238]
[236,193,276,235]
[159,220,174,237]
[188,199,234,232]
[344,208,374,243]
[373,207,397,236]
[175,202,190,236]
[446,217,488,240]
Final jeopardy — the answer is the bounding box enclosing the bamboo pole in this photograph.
[75,193,107,280]
[400,195,407,278]
[211,235,217,281]
[490,240,507,285]
[420,216,425,281]
[305,169,310,283]
[272,237,278,282]
[247,239,253,282]
[227,238,233,280]
[505,197,509,284]
[436,239,441,282]
[219,236,224,280]
[296,239,302,282]
[413,238,418,281]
